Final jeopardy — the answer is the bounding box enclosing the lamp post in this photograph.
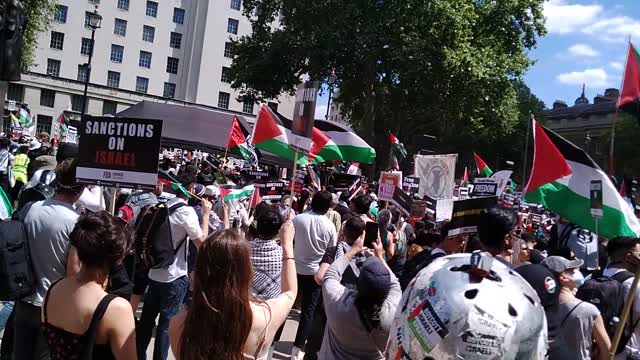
[81,8,102,117]
[325,69,336,120]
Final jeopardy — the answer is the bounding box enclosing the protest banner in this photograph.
[76,116,163,190]
[402,176,420,193]
[241,170,270,182]
[490,170,513,196]
[378,171,402,202]
[260,181,286,200]
[471,178,499,197]
[329,172,361,192]
[290,81,320,154]
[436,199,454,222]
[391,186,414,216]
[414,154,457,200]
[65,126,78,144]
[448,197,498,237]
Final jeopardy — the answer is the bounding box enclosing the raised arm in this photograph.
[266,220,298,337]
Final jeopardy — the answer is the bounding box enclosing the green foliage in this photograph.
[22,0,58,70]
[613,114,640,176]
[230,0,547,170]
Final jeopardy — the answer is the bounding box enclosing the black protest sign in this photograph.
[329,172,361,192]
[471,178,498,197]
[77,116,163,190]
[291,81,320,153]
[391,186,414,216]
[448,197,498,237]
[241,170,270,182]
[423,194,437,213]
[260,181,286,200]
[402,176,421,193]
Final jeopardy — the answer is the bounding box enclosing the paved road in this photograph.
[146,310,301,359]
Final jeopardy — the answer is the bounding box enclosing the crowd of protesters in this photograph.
[0,141,638,360]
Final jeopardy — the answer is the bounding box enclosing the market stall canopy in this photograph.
[116,101,289,166]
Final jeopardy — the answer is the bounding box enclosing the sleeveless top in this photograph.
[42,280,117,360]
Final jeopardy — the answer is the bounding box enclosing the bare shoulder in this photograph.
[103,297,135,322]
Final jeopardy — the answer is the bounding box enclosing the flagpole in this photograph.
[610,38,632,177]
[522,113,532,185]
[287,151,299,219]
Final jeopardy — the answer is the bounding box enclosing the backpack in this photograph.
[576,270,636,354]
[0,202,35,301]
[135,202,187,269]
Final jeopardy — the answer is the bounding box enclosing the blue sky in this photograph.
[525,0,639,108]
[315,0,640,117]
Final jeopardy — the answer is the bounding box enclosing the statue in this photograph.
[0,0,26,81]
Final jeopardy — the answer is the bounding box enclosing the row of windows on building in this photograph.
[50,29,183,53]
[54,3,187,26]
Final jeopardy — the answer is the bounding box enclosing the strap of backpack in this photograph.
[559,301,583,328]
[611,270,634,283]
[168,202,188,256]
[558,224,575,248]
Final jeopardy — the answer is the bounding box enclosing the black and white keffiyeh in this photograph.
[250,238,282,300]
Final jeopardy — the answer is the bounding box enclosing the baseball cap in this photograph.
[357,257,391,302]
[542,256,584,275]
[515,264,559,309]
[31,155,57,172]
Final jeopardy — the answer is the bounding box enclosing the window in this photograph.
[117,0,129,10]
[221,67,231,83]
[84,12,93,29]
[50,31,64,50]
[71,94,84,112]
[163,82,176,98]
[77,64,88,82]
[243,101,254,114]
[227,18,239,34]
[135,77,149,94]
[114,18,127,36]
[102,100,118,115]
[88,0,100,4]
[46,59,61,77]
[218,92,230,109]
[224,42,234,58]
[146,1,158,17]
[107,71,120,88]
[80,37,93,56]
[230,0,241,11]
[36,115,53,135]
[169,32,182,49]
[142,25,155,42]
[166,57,179,74]
[173,8,185,24]
[40,89,55,108]
[54,5,68,23]
[6,83,24,102]
[267,102,278,112]
[139,51,152,68]
[110,44,124,63]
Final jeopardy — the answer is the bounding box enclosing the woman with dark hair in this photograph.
[41,211,137,359]
[169,225,297,360]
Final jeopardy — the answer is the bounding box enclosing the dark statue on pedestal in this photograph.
[0,0,26,81]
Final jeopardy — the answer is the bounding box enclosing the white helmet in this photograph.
[386,252,547,360]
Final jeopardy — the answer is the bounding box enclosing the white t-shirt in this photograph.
[293,211,337,276]
[148,197,203,283]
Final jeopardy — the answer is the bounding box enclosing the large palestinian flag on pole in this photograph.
[474,153,493,177]
[227,116,258,165]
[618,41,640,123]
[524,120,640,239]
[252,105,375,164]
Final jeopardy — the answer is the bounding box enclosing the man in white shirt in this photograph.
[291,190,337,359]
[602,236,640,359]
[137,173,211,360]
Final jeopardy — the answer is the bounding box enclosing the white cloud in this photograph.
[610,61,624,71]
[556,68,610,88]
[315,104,327,120]
[583,16,640,43]
[544,0,602,34]
[567,44,599,57]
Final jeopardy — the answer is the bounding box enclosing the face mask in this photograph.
[573,268,585,287]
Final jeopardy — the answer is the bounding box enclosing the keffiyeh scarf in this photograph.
[250,238,282,300]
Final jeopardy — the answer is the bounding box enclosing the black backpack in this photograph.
[135,202,187,269]
[0,203,35,301]
[576,270,636,353]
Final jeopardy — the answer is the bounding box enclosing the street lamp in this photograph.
[81,7,102,117]
[325,69,336,120]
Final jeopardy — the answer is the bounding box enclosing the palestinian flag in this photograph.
[227,116,258,165]
[313,119,376,164]
[16,107,32,127]
[474,153,493,177]
[0,188,14,220]
[462,167,469,187]
[59,113,68,133]
[220,184,255,202]
[389,133,407,162]
[524,120,640,238]
[249,187,262,208]
[618,42,640,123]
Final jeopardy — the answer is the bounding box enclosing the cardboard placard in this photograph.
[290,81,320,153]
[65,126,78,144]
[448,197,498,237]
[402,176,421,193]
[471,178,498,197]
[378,171,402,202]
[76,116,163,190]
[391,186,414,216]
[329,173,361,192]
[590,180,603,217]
[241,170,270,181]
[259,181,286,200]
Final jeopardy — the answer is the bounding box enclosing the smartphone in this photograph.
[364,221,379,248]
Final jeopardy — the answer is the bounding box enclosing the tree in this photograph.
[22,0,58,69]
[229,0,547,171]
[613,113,640,176]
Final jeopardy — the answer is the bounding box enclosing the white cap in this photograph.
[204,185,220,197]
